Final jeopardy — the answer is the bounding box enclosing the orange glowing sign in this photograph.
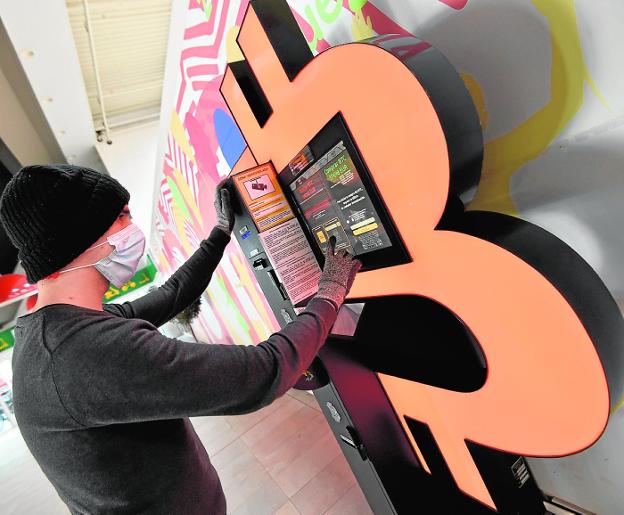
[221,1,615,511]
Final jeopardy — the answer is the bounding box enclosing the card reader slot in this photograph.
[339,426,368,461]
[267,269,289,300]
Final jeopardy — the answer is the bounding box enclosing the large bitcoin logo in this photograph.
[221,0,614,510]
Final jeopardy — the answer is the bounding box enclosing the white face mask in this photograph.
[57,223,146,287]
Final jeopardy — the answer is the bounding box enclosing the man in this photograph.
[0,164,361,514]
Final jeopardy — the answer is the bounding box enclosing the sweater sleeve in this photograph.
[52,297,337,426]
[104,227,230,327]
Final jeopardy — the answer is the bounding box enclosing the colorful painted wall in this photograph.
[150,0,279,346]
[152,1,624,512]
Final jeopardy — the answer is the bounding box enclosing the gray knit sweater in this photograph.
[12,227,337,514]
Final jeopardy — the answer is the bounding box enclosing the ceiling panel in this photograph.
[66,0,172,132]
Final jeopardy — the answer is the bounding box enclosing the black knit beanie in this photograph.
[0,164,130,283]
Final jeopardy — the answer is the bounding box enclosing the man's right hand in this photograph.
[315,237,362,310]
[214,178,235,235]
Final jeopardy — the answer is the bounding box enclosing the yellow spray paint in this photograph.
[172,168,204,231]
[461,72,488,130]
[231,252,276,339]
[461,2,622,414]
[611,397,624,415]
[170,110,198,168]
[157,250,171,277]
[226,26,244,63]
[167,177,194,254]
[352,7,374,41]
[206,274,253,346]
[468,0,606,215]
[169,111,204,230]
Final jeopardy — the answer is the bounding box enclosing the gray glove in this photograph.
[316,237,362,310]
[214,178,235,235]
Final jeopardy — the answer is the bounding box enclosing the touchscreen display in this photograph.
[288,141,392,256]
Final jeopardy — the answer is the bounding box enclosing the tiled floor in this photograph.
[0,390,373,514]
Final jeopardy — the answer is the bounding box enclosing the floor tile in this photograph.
[244,405,321,464]
[241,394,307,448]
[0,428,69,515]
[252,407,329,476]
[191,416,240,455]
[0,391,363,515]
[324,484,374,515]
[212,439,288,514]
[274,500,302,514]
[287,389,322,412]
[211,439,258,485]
[291,454,357,515]
[225,461,288,515]
[271,431,343,497]
[224,392,292,435]
[223,454,288,514]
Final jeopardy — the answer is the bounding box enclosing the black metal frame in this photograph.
[278,114,411,272]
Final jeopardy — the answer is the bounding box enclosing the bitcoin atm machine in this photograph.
[222,1,622,514]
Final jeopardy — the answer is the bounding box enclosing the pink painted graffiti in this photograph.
[439,0,469,10]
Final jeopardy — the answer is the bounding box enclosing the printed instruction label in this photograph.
[259,218,321,305]
[232,162,294,232]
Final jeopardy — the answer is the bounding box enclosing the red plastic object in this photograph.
[0,274,38,306]
[439,0,469,9]
[26,294,38,311]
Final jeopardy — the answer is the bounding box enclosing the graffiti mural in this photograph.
[152,0,277,346]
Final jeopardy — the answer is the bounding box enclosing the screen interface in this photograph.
[288,141,392,256]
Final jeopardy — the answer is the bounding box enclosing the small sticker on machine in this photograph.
[232,163,294,232]
[511,458,531,488]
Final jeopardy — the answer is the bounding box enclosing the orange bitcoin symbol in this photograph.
[221,1,611,510]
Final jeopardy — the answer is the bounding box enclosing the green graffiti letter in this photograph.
[316,0,342,24]
[349,0,367,11]
[304,4,325,51]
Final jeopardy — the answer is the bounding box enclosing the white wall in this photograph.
[0,0,105,171]
[0,66,54,165]
[149,0,187,265]
[96,121,160,249]
[0,21,63,165]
